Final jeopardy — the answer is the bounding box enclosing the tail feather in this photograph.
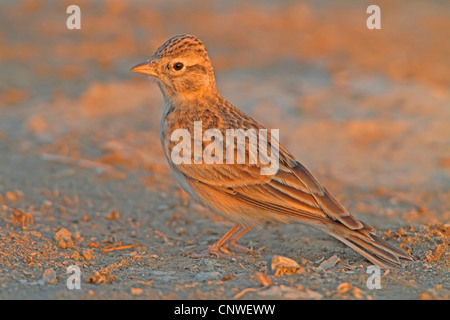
[325,224,413,269]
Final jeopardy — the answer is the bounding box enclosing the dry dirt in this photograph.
[0,0,449,300]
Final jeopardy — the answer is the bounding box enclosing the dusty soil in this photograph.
[0,0,448,300]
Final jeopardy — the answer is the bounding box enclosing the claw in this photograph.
[189,244,234,258]
[189,225,254,258]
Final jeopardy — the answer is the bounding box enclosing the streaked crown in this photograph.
[152,34,209,61]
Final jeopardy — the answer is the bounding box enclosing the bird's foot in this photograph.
[189,244,236,258]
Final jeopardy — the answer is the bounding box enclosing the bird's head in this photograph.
[131,35,218,102]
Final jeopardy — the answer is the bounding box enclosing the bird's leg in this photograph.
[190,225,241,258]
[223,226,253,252]
[208,224,241,253]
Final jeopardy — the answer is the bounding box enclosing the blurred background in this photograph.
[0,0,448,299]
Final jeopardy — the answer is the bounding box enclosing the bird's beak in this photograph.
[130,60,157,77]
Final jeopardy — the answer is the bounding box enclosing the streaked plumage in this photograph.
[131,34,413,268]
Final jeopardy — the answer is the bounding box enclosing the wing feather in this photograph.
[174,151,365,230]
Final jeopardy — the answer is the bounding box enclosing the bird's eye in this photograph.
[173,62,184,71]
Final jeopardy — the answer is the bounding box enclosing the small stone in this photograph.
[337,282,353,294]
[131,287,143,295]
[54,227,72,241]
[54,228,74,248]
[58,239,67,249]
[5,190,23,202]
[40,200,53,212]
[87,268,117,284]
[71,251,82,260]
[352,287,363,299]
[105,210,120,220]
[221,274,236,281]
[43,268,57,284]
[82,249,94,261]
[63,196,74,206]
[317,255,340,271]
[267,255,304,276]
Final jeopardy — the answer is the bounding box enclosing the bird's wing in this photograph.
[172,142,369,231]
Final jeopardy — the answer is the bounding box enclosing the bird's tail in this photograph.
[322,222,413,269]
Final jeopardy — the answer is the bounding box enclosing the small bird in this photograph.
[131,35,413,268]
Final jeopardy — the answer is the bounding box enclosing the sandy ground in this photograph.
[0,0,449,300]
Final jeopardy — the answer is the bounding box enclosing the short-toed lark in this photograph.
[131,34,412,268]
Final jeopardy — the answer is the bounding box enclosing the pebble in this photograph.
[54,227,74,249]
[316,255,340,271]
[82,249,94,261]
[43,268,57,284]
[131,287,144,295]
[267,255,305,276]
